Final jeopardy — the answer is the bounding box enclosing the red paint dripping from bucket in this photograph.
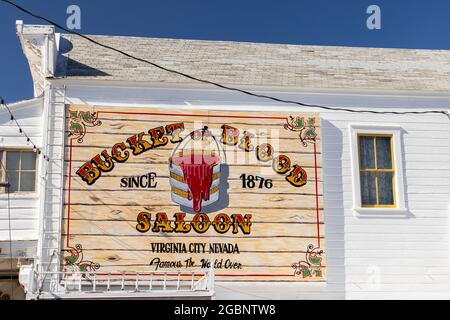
[172,153,220,212]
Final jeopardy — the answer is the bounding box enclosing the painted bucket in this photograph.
[169,128,225,213]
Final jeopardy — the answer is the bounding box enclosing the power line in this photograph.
[0,98,50,162]
[1,0,449,120]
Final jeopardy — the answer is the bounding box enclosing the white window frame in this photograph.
[0,148,39,197]
[349,124,408,216]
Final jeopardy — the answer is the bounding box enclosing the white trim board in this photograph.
[349,124,408,217]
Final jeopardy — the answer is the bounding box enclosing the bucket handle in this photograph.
[169,126,227,168]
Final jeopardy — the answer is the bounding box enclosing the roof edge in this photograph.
[63,32,450,53]
[3,97,44,110]
[48,77,450,99]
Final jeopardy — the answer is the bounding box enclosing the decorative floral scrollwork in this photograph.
[284,116,317,147]
[63,244,100,275]
[68,110,102,143]
[292,244,324,278]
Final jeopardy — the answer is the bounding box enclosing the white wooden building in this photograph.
[1,20,450,300]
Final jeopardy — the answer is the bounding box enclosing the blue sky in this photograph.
[1,0,450,102]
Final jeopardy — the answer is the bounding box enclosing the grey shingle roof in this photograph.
[59,34,450,92]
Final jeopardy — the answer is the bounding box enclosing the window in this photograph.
[358,134,395,207]
[0,150,37,194]
[349,125,407,215]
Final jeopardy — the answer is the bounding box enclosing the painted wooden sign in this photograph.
[63,105,325,282]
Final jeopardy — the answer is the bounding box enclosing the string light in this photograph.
[0,98,50,162]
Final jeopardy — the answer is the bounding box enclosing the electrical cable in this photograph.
[1,0,449,120]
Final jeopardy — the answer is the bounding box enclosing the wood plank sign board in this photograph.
[63,105,326,282]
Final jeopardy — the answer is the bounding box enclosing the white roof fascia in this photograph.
[16,21,58,97]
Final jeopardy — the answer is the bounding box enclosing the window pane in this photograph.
[21,152,36,170]
[360,172,377,205]
[358,136,375,169]
[6,152,20,170]
[7,171,19,193]
[20,172,36,192]
[376,137,392,169]
[378,172,394,205]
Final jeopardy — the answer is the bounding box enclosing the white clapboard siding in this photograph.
[319,109,450,300]
[0,98,43,244]
[54,85,450,300]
